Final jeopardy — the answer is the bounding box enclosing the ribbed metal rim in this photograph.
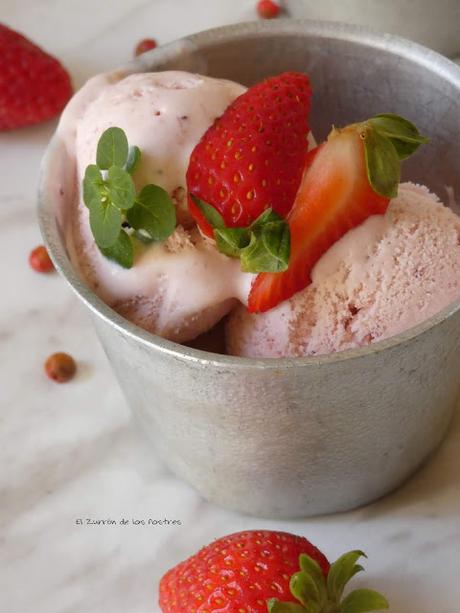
[38,19,460,370]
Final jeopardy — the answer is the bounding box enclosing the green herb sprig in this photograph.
[191,196,290,273]
[82,127,176,268]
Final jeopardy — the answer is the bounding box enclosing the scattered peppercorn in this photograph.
[29,245,54,273]
[256,0,281,19]
[135,38,158,56]
[44,352,77,383]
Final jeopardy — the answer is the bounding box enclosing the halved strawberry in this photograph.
[248,115,428,313]
[186,72,312,237]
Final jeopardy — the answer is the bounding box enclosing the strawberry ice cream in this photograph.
[226,183,460,357]
[62,70,251,342]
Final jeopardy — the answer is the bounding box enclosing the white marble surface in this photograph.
[1,2,460,612]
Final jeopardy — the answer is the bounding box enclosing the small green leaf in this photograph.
[251,207,283,228]
[107,166,136,210]
[127,184,176,241]
[298,555,328,606]
[99,229,133,268]
[369,114,429,160]
[364,129,400,198]
[83,164,103,209]
[89,200,122,249]
[299,554,326,587]
[340,589,389,613]
[214,227,251,257]
[290,572,320,610]
[191,194,226,229]
[96,127,129,169]
[240,220,290,273]
[327,551,366,603]
[267,599,307,613]
[125,145,141,174]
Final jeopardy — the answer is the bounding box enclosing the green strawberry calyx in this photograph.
[267,550,389,613]
[332,113,429,200]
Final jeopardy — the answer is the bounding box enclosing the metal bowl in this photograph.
[285,0,460,58]
[39,20,460,518]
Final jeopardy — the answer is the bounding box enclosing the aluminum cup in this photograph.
[284,0,460,58]
[39,21,460,518]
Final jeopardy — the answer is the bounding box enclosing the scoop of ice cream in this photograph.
[65,70,251,342]
[226,183,460,357]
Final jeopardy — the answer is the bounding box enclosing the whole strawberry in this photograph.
[186,72,312,236]
[159,530,389,613]
[0,23,72,130]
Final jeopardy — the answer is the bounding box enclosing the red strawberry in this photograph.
[186,72,312,237]
[159,530,389,613]
[134,37,158,56]
[249,127,388,312]
[159,530,328,611]
[0,23,72,130]
[257,0,281,19]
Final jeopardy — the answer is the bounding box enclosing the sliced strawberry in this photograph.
[248,128,390,312]
[186,72,312,237]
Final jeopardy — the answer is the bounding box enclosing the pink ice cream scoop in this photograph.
[61,70,252,342]
[226,183,460,357]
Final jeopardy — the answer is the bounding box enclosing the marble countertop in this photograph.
[1,2,459,611]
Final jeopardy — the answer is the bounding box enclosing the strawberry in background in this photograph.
[0,23,72,130]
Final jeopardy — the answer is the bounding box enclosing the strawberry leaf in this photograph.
[89,199,122,249]
[267,599,307,613]
[299,554,326,587]
[369,114,429,160]
[327,551,366,602]
[364,128,400,198]
[214,227,251,257]
[99,228,133,268]
[191,194,226,229]
[127,184,176,241]
[107,166,136,210]
[340,589,389,613]
[251,207,284,228]
[240,221,290,273]
[96,127,129,169]
[290,571,321,610]
[299,554,328,606]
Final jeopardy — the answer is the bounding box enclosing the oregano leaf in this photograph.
[83,164,103,209]
[364,128,400,198]
[340,589,389,613]
[191,194,226,229]
[99,229,133,268]
[125,145,141,174]
[89,200,122,249]
[96,127,129,169]
[107,165,136,210]
[127,184,176,241]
